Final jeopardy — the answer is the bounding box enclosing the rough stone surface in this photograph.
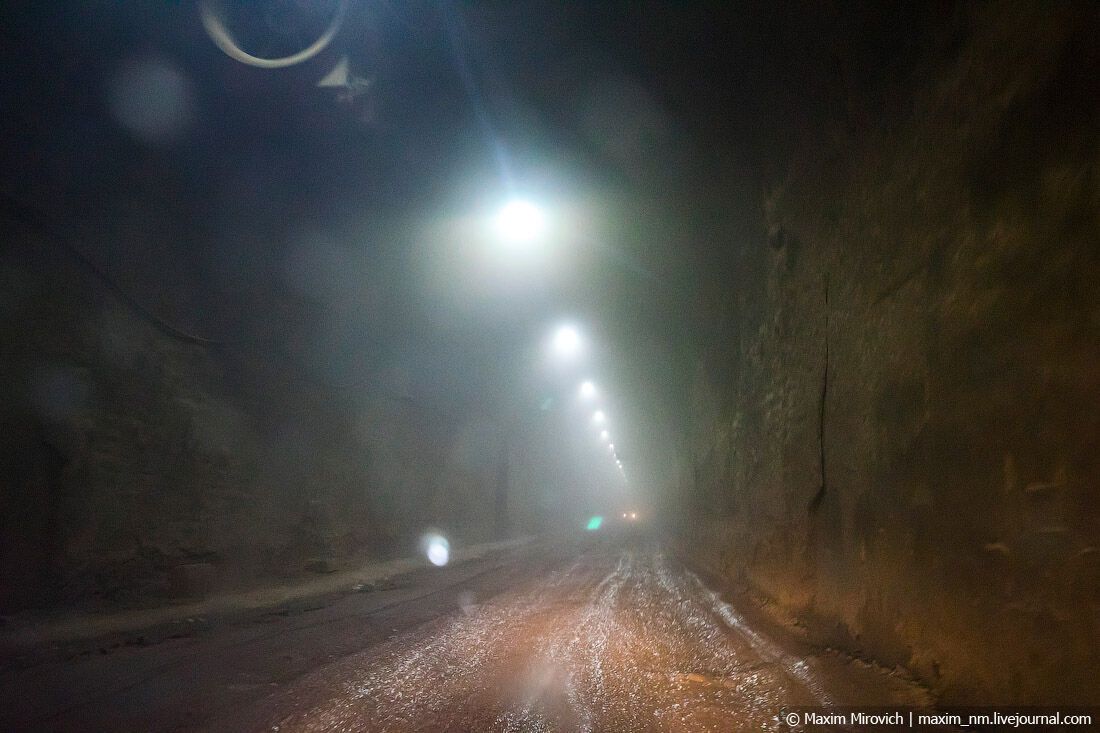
[0,228,561,614]
[679,2,1100,705]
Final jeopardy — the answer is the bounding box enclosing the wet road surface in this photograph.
[2,539,927,732]
[226,544,926,732]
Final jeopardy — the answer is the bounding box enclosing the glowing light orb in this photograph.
[495,199,545,243]
[579,380,596,399]
[586,516,603,531]
[421,533,450,566]
[552,325,582,357]
[108,59,194,143]
[592,410,606,424]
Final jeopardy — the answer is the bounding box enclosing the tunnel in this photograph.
[1,1,1098,730]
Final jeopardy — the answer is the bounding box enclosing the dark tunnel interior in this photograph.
[1,1,1098,729]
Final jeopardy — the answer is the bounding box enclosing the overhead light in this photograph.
[551,325,582,359]
[495,199,545,244]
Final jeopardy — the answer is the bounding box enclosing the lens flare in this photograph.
[421,532,451,566]
[108,58,194,143]
[200,0,349,69]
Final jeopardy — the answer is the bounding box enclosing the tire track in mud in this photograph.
[253,547,858,732]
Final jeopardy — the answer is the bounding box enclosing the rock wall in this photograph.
[0,224,556,612]
[682,2,1100,705]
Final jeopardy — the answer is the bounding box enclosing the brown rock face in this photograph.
[680,1,1100,705]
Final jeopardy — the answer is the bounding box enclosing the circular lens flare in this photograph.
[421,532,450,567]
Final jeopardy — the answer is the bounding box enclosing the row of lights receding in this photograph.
[546,325,627,479]
[516,192,623,481]
[504,203,597,455]
[424,177,622,557]
[495,201,630,480]
[576,374,625,479]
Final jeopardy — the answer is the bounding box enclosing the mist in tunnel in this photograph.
[0,0,1098,724]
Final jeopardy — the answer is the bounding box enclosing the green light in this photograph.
[586,515,603,531]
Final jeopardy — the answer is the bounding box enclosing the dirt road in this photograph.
[1,537,927,731]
